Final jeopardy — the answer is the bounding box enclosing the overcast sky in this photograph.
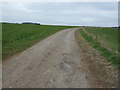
[2,2,118,27]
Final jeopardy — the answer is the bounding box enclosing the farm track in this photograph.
[2,28,118,88]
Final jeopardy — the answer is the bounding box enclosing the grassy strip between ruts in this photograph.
[79,30,120,70]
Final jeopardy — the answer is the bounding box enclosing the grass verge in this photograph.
[79,30,120,70]
[85,27,118,52]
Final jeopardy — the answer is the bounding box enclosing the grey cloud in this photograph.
[2,2,118,27]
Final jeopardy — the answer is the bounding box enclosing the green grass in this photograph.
[2,23,76,60]
[85,27,118,52]
[0,23,2,60]
[79,30,120,70]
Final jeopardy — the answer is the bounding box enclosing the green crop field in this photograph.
[0,23,2,60]
[80,27,119,69]
[2,23,76,60]
[85,27,118,53]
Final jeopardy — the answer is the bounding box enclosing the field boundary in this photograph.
[84,27,118,54]
[79,30,120,70]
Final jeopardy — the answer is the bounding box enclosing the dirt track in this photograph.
[2,28,118,88]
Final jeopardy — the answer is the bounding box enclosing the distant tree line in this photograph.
[1,22,41,25]
[111,27,119,28]
[1,22,19,24]
[22,22,40,25]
